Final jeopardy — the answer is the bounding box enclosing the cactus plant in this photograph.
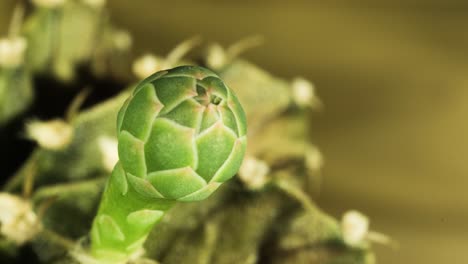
[23,0,131,82]
[0,2,379,262]
[89,65,247,262]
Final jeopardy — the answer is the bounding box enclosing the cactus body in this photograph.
[90,66,247,261]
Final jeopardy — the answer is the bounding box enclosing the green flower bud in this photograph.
[117,65,246,201]
[90,66,247,262]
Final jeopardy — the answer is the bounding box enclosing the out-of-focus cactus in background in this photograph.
[24,0,132,82]
[0,36,33,125]
[0,1,380,264]
[0,6,33,125]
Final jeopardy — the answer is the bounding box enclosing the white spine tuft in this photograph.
[305,145,323,171]
[0,193,41,245]
[206,44,226,70]
[132,54,165,79]
[26,119,73,151]
[0,37,27,68]
[341,210,369,247]
[291,77,322,108]
[238,156,270,190]
[98,136,118,172]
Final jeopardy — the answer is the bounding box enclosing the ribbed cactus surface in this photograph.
[90,66,247,262]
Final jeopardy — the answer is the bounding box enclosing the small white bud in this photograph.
[341,210,394,248]
[98,136,118,172]
[341,210,369,247]
[238,156,270,190]
[132,54,165,79]
[305,145,323,171]
[0,37,27,68]
[206,44,227,70]
[81,0,106,8]
[113,30,132,51]
[32,0,66,8]
[291,77,321,108]
[26,119,73,151]
[0,193,41,245]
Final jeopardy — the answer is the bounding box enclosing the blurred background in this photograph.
[2,0,468,263]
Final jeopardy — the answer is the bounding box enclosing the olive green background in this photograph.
[2,1,468,263]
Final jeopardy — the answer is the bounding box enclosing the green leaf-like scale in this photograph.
[178,182,221,202]
[197,76,228,99]
[133,70,168,95]
[196,122,237,182]
[126,209,164,230]
[120,83,162,140]
[126,174,164,199]
[118,131,147,177]
[227,92,247,137]
[199,104,221,132]
[162,65,217,80]
[116,97,131,132]
[145,118,197,172]
[212,136,247,182]
[160,99,204,129]
[97,215,125,242]
[152,76,197,114]
[218,105,239,136]
[148,167,206,199]
[111,162,128,195]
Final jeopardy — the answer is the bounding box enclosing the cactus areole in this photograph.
[90,66,247,261]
